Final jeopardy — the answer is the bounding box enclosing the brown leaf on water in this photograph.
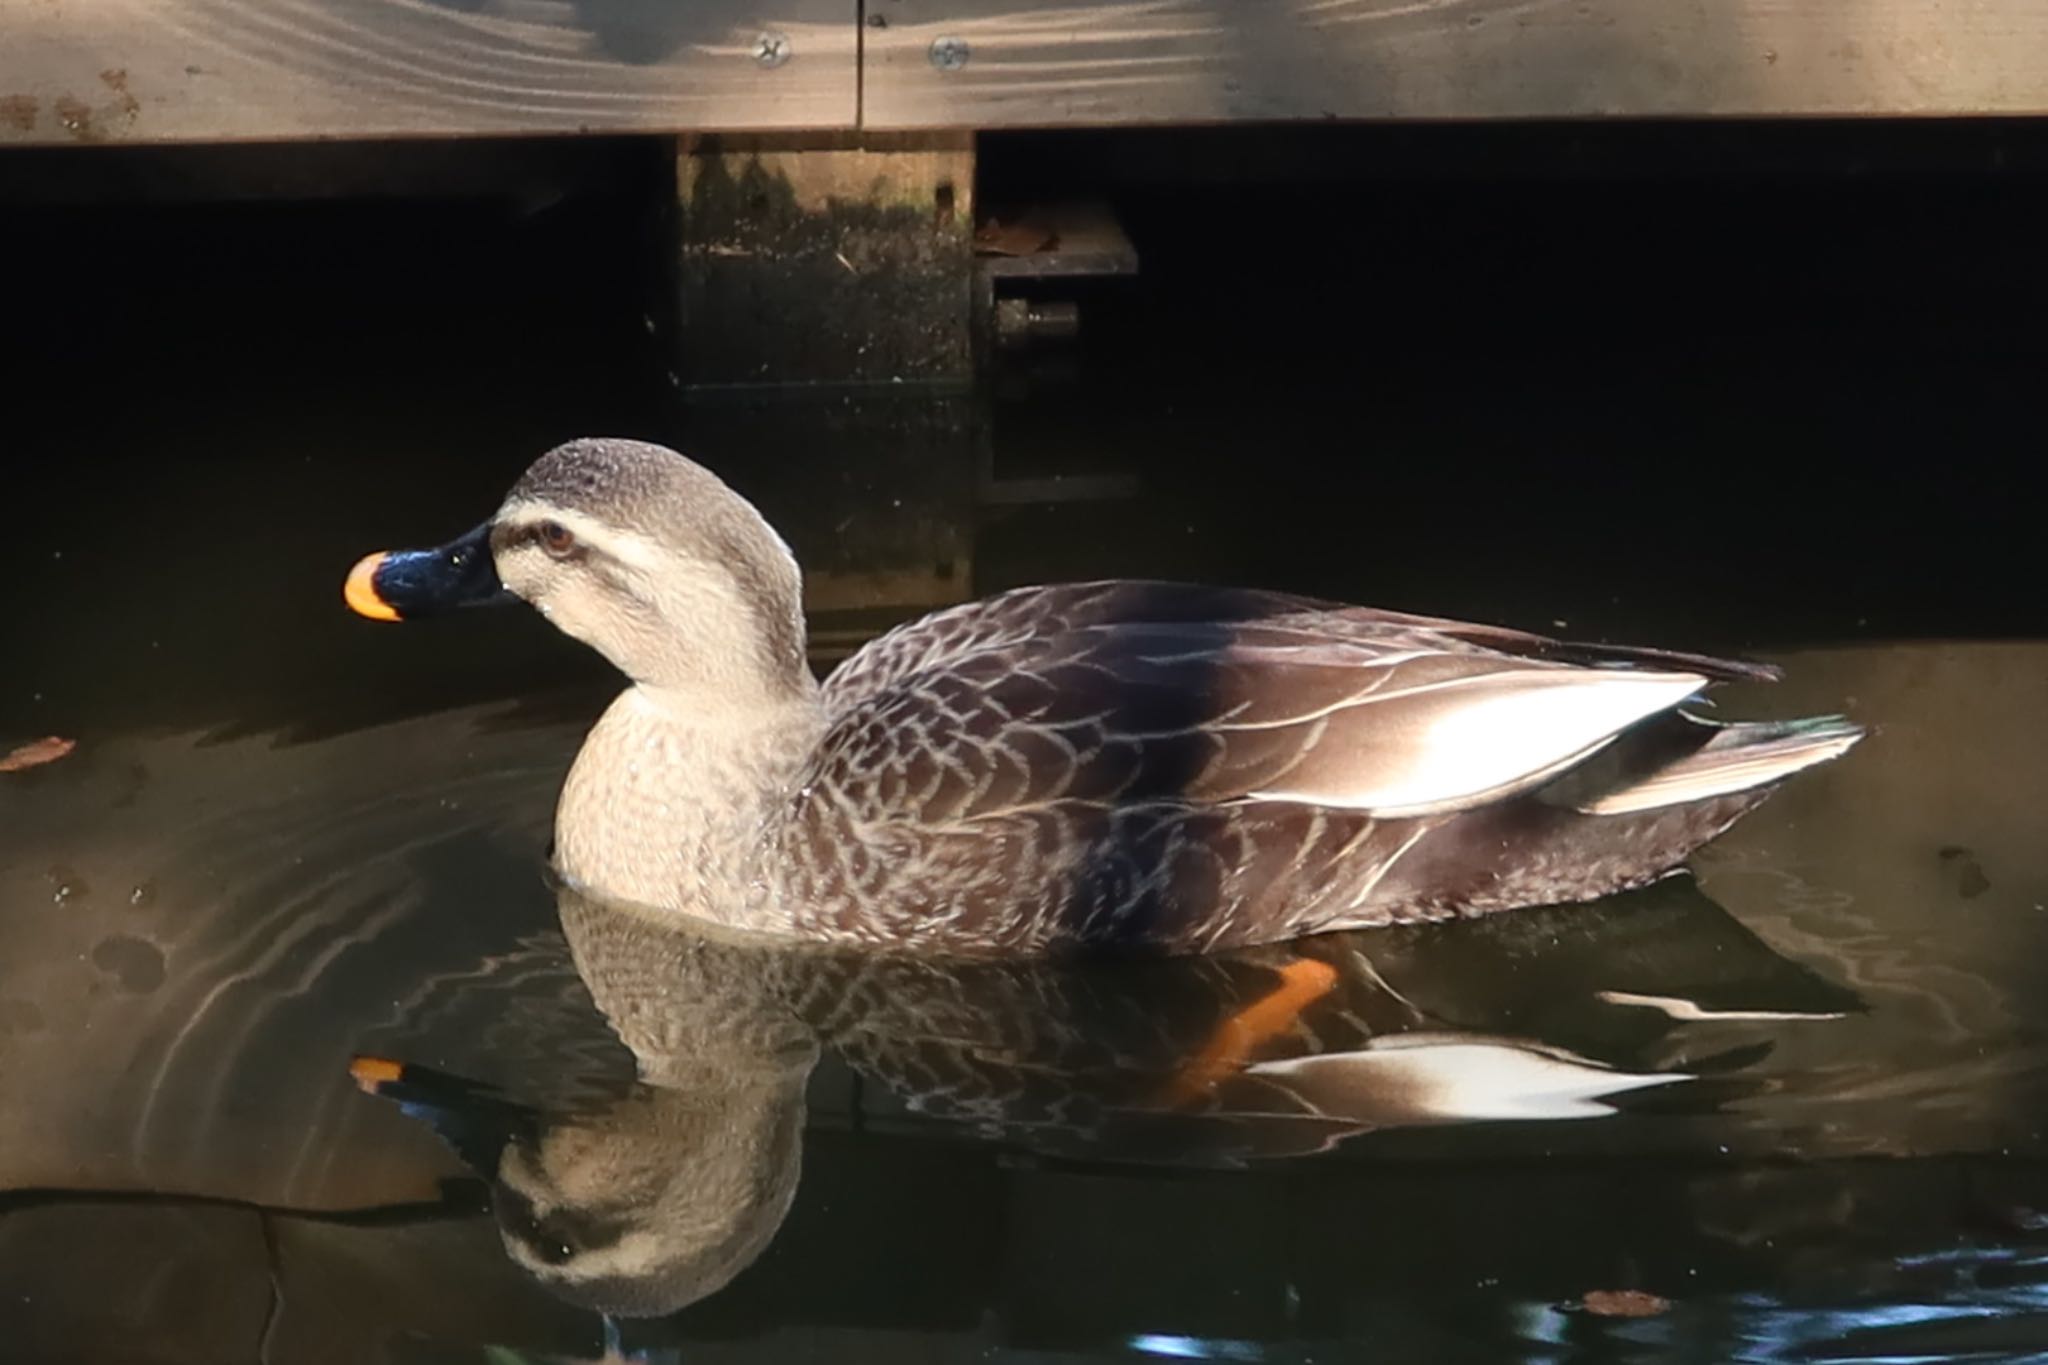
[974,219,1059,256]
[1581,1289,1671,1318]
[0,737,77,772]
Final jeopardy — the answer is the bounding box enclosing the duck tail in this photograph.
[1572,715,1866,816]
[1540,639,1784,685]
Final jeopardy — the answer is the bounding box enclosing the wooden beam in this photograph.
[8,1,2044,147]
[674,132,977,387]
[0,0,856,146]
[863,0,2048,128]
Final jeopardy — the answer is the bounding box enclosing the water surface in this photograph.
[4,161,2047,1363]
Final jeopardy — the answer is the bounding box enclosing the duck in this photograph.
[343,437,1864,956]
[352,879,1859,1318]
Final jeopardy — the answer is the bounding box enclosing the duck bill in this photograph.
[350,1055,532,1175]
[344,521,510,622]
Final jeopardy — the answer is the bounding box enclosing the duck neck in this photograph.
[552,679,826,926]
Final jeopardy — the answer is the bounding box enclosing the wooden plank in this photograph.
[0,0,855,145]
[977,199,1138,279]
[863,0,2048,128]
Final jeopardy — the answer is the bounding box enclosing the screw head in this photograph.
[753,30,792,68]
[928,35,970,71]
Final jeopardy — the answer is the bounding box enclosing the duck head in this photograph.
[352,1050,811,1320]
[490,1072,810,1318]
[344,438,811,701]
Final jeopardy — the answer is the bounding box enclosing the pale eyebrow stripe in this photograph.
[495,502,665,574]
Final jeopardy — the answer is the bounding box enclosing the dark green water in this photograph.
[4,138,2048,1363]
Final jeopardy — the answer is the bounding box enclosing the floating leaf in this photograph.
[0,736,75,772]
[1581,1289,1671,1318]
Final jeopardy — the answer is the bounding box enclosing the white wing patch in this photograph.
[1576,723,1863,815]
[1595,990,1850,1022]
[1247,1036,1690,1123]
[1244,669,1707,816]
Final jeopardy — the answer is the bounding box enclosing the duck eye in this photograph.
[537,520,576,558]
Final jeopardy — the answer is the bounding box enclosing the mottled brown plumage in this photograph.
[350,438,1865,955]
[360,882,1860,1317]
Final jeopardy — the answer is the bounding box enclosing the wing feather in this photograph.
[807,585,1728,825]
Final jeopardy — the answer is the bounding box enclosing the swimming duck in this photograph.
[343,438,1863,956]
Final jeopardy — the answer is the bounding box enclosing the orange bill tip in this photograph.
[344,552,401,622]
[349,1055,405,1092]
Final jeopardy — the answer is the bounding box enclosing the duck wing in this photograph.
[823,579,1777,712]
[809,581,1735,823]
[778,583,1805,951]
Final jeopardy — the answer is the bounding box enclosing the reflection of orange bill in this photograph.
[1165,957,1339,1106]
[349,1055,405,1092]
[344,552,400,621]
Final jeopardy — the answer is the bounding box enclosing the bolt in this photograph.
[753,31,792,68]
[928,35,970,71]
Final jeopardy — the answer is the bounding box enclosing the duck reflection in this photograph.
[355,878,1859,1319]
